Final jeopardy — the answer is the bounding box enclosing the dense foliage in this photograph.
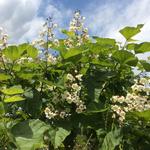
[1,11,150,150]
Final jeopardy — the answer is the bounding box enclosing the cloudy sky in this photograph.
[0,0,150,44]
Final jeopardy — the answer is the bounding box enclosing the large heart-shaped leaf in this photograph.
[11,119,50,150]
[3,46,24,61]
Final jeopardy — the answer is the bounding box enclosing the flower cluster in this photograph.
[32,17,59,48]
[0,27,8,49]
[44,107,71,119]
[62,72,86,113]
[65,10,89,48]
[44,71,86,119]
[47,53,57,64]
[111,77,150,124]
[16,57,33,64]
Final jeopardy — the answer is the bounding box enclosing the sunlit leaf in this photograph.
[1,86,24,95]
[0,74,11,81]
[4,95,25,103]
[3,46,24,61]
[119,24,144,40]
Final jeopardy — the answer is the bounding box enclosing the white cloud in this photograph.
[0,0,73,43]
[0,0,43,43]
[85,0,150,42]
[44,3,72,27]
[0,0,150,52]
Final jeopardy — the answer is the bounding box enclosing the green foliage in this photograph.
[0,20,150,150]
[119,24,144,41]
[11,119,50,150]
[48,127,70,148]
[100,128,122,150]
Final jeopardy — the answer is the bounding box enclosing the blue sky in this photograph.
[0,0,150,48]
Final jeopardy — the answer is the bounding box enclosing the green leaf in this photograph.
[112,50,138,66]
[134,42,150,53]
[49,127,70,149]
[27,45,38,58]
[11,119,50,150]
[140,60,150,71]
[24,90,42,118]
[63,48,88,59]
[0,74,11,81]
[1,86,24,95]
[126,43,138,50]
[3,46,24,61]
[92,59,113,67]
[62,29,75,37]
[134,110,150,121]
[18,43,38,58]
[4,95,25,103]
[93,37,116,46]
[100,128,122,150]
[119,24,144,40]
[17,73,37,80]
[85,101,108,115]
[0,102,5,115]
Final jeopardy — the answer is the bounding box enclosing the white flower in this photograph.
[47,54,57,64]
[111,105,121,113]
[59,111,66,118]
[140,78,148,85]
[72,83,81,91]
[75,74,83,81]
[53,39,59,46]
[44,107,57,119]
[66,74,75,81]
[53,23,58,28]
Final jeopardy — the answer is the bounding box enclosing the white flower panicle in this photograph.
[65,72,86,113]
[65,10,89,48]
[69,10,85,33]
[44,72,86,119]
[0,27,8,49]
[32,17,59,48]
[111,77,150,124]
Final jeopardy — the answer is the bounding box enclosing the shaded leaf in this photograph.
[49,127,70,149]
[112,50,138,66]
[101,128,122,150]
[11,119,50,150]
